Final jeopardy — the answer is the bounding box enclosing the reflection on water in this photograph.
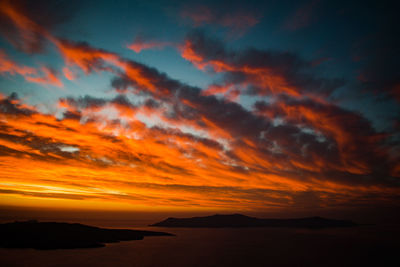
[0,218,399,267]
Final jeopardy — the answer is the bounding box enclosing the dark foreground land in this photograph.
[0,218,398,266]
[0,220,173,250]
[150,214,357,228]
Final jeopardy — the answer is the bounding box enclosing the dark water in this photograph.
[0,218,399,267]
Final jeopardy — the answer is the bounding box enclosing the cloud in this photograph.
[25,66,63,87]
[0,188,94,200]
[0,0,49,53]
[44,39,398,189]
[0,50,63,87]
[0,92,36,116]
[282,0,320,31]
[59,94,142,118]
[0,49,36,76]
[127,35,172,53]
[355,17,400,103]
[55,39,119,74]
[0,0,77,53]
[180,30,344,99]
[62,67,77,80]
[1,73,399,211]
[0,2,398,211]
[254,95,397,178]
[181,3,260,35]
[49,39,400,193]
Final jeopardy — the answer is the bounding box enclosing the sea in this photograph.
[0,213,399,267]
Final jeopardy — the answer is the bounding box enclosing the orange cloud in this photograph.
[55,39,119,74]
[0,49,36,76]
[62,67,77,81]
[54,40,169,96]
[179,31,344,101]
[25,66,63,87]
[202,84,231,96]
[180,39,300,97]
[202,84,241,102]
[0,0,54,53]
[0,88,398,212]
[0,50,62,87]
[127,36,171,53]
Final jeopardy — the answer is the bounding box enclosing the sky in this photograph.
[0,0,399,215]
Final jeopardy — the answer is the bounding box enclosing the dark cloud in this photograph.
[282,0,320,31]
[0,124,80,161]
[254,95,400,185]
[0,0,79,53]
[57,39,119,74]
[0,92,36,116]
[61,110,82,121]
[356,8,400,102]
[61,95,108,110]
[111,75,133,92]
[182,30,345,97]
[180,0,261,35]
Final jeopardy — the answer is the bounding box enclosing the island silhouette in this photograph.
[150,214,357,228]
[0,215,358,250]
[0,220,173,250]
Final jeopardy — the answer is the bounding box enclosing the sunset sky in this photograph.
[0,0,399,214]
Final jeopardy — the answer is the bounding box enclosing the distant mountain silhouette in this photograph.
[0,220,173,250]
[150,214,357,228]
